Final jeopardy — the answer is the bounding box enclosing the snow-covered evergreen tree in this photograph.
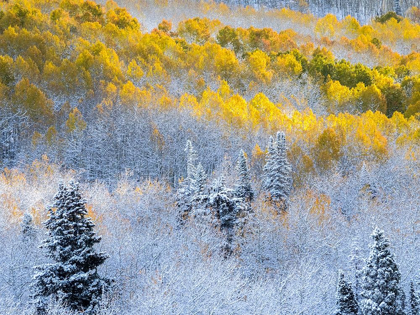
[234,149,253,203]
[194,162,207,195]
[208,177,239,257]
[185,140,198,190]
[410,282,420,315]
[32,182,110,315]
[335,271,359,315]
[360,227,406,315]
[177,140,199,223]
[189,162,209,227]
[262,132,292,212]
[398,288,407,315]
[233,149,254,237]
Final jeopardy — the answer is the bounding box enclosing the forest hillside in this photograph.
[0,0,420,314]
[199,0,420,24]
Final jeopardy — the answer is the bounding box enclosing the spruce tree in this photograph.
[360,227,406,315]
[234,149,253,203]
[410,282,420,315]
[177,140,199,222]
[194,162,207,195]
[208,177,239,257]
[185,140,198,191]
[189,162,209,225]
[32,182,110,314]
[335,271,359,315]
[262,132,292,212]
[234,149,254,236]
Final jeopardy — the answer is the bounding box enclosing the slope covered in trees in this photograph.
[0,0,420,314]
[202,0,419,24]
[1,0,420,182]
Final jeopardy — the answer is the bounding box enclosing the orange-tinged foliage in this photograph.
[66,107,87,133]
[303,190,332,226]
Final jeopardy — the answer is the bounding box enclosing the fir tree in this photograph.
[262,132,292,212]
[208,177,239,257]
[263,136,276,196]
[32,182,110,315]
[410,282,420,315]
[234,149,253,203]
[335,271,359,315]
[194,162,207,195]
[234,149,254,236]
[189,162,209,227]
[185,140,198,191]
[360,227,406,315]
[177,140,199,223]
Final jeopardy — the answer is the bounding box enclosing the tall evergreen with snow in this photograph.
[262,132,292,212]
[32,182,110,315]
[177,140,199,223]
[360,227,406,315]
[234,149,254,236]
[234,149,253,203]
[410,282,420,315]
[185,140,198,191]
[194,162,207,195]
[335,271,359,315]
[189,162,209,224]
[208,177,239,257]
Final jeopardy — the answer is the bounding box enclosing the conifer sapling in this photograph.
[335,270,359,315]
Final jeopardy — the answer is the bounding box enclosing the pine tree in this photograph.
[234,149,254,236]
[177,140,199,223]
[194,162,207,195]
[360,227,406,315]
[398,288,408,315]
[208,177,239,257]
[410,282,420,315]
[335,271,359,315]
[234,149,253,203]
[32,182,110,315]
[262,131,292,212]
[185,140,198,191]
[189,162,209,226]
